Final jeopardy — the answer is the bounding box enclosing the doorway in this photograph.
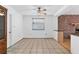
[0,5,7,54]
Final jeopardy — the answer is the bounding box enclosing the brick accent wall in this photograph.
[58,15,79,39]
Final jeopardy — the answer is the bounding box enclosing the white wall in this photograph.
[3,5,23,48]
[23,15,58,39]
[52,16,58,41]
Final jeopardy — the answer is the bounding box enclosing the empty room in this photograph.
[0,5,79,54]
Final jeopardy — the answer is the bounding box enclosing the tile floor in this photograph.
[62,39,70,51]
[7,38,70,54]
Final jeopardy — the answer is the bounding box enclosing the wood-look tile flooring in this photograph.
[63,39,70,51]
[7,38,70,54]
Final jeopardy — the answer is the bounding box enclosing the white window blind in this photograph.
[32,18,45,30]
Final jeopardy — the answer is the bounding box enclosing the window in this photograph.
[32,18,45,30]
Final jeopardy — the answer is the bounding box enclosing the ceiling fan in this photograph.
[32,6,47,15]
[37,6,47,15]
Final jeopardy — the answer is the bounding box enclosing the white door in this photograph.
[9,14,12,47]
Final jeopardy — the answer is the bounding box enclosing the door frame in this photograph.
[0,5,7,53]
[0,5,7,40]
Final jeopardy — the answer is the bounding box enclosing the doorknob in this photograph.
[9,32,11,33]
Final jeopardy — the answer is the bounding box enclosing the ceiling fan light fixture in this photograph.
[32,6,47,16]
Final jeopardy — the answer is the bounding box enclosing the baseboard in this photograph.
[23,37,54,39]
[7,38,23,49]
